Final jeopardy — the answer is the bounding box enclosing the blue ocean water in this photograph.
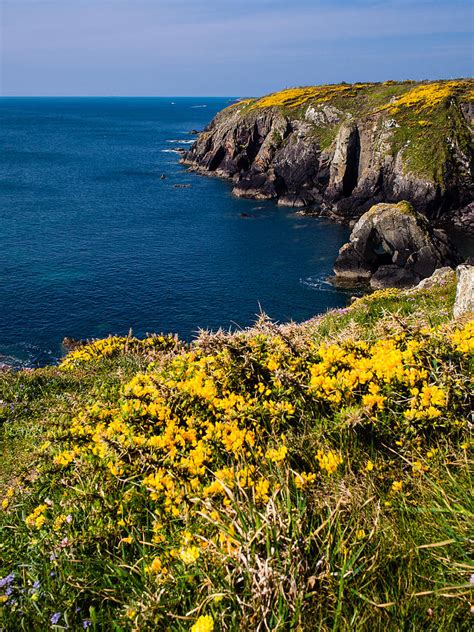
[0,97,350,367]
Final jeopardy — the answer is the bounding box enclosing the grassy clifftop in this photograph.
[1,279,473,630]
[234,80,473,114]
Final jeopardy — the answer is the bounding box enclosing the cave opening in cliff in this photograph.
[342,128,361,197]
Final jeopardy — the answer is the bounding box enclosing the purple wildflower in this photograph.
[65,515,72,524]
[0,573,15,588]
[82,620,92,629]
[32,580,40,590]
[51,612,62,625]
[470,574,474,584]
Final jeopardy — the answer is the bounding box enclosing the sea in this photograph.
[0,97,351,368]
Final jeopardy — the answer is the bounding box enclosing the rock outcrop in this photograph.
[333,202,460,288]
[453,264,474,317]
[409,267,455,292]
[183,81,474,229]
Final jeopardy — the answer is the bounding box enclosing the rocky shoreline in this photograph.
[183,80,474,233]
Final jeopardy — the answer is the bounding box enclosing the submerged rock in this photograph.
[333,201,460,289]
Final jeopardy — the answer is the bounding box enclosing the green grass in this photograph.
[0,281,472,631]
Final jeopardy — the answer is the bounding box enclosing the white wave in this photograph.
[191,105,207,108]
[161,149,183,154]
[300,275,338,292]
[166,139,195,144]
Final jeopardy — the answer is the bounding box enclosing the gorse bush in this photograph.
[0,281,472,630]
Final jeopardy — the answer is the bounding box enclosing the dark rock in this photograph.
[182,83,474,229]
[62,337,87,352]
[451,201,474,232]
[333,201,460,288]
[370,265,418,289]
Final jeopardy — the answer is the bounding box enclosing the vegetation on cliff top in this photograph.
[1,279,473,630]
[241,80,473,114]
[228,79,473,183]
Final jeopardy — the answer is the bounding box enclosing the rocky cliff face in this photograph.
[183,81,474,230]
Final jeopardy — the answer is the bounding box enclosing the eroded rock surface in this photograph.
[333,202,460,288]
[183,81,474,229]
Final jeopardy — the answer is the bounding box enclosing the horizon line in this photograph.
[1,77,472,99]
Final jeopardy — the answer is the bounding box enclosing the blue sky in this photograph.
[1,0,473,96]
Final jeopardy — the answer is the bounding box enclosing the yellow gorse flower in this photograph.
[25,504,48,529]
[317,450,343,475]
[294,471,317,489]
[179,546,200,565]
[265,445,288,462]
[391,480,403,493]
[380,80,473,114]
[451,320,474,354]
[190,615,214,632]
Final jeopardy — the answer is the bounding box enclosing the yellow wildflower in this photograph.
[294,471,317,489]
[317,450,343,475]
[179,546,200,565]
[391,480,403,493]
[25,504,48,529]
[126,607,137,620]
[265,445,288,462]
[254,477,271,504]
[190,614,214,632]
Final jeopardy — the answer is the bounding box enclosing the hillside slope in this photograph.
[184,80,474,229]
[1,277,473,630]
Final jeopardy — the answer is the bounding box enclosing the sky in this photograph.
[1,0,473,96]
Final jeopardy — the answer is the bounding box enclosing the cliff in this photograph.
[183,80,474,230]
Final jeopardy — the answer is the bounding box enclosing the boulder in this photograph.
[453,264,474,318]
[408,267,455,292]
[333,201,460,288]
